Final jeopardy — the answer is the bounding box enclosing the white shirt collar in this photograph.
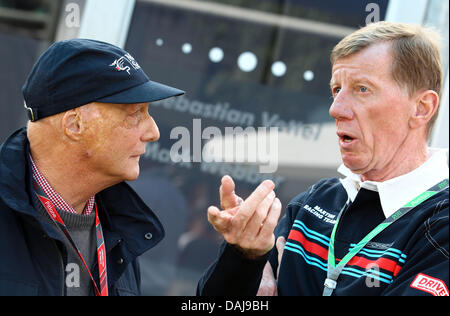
[338,148,449,218]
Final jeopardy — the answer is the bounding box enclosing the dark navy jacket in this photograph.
[0,128,164,296]
[198,178,449,296]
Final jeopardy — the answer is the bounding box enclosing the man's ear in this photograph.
[409,90,439,130]
[62,109,83,141]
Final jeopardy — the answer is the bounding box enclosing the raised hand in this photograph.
[207,175,282,259]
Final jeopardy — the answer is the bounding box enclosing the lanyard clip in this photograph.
[324,278,337,290]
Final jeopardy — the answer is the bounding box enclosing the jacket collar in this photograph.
[0,127,164,256]
[338,148,449,218]
[0,128,36,218]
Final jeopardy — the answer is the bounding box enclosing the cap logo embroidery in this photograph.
[109,53,141,75]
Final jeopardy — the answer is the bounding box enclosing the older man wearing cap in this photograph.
[0,39,184,296]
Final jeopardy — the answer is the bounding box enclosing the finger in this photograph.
[220,175,239,210]
[276,236,286,279]
[237,196,280,258]
[207,205,222,228]
[258,198,282,241]
[233,180,275,231]
[256,262,277,296]
[243,191,275,235]
[207,205,234,233]
[276,236,286,261]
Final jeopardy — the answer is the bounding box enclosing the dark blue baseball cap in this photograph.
[22,39,185,121]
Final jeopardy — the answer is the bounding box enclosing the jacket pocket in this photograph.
[113,264,140,296]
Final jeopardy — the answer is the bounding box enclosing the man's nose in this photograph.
[141,115,160,142]
[329,90,354,120]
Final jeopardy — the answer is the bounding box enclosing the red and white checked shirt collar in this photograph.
[29,154,95,215]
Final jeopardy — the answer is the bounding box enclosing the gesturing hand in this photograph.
[207,175,282,259]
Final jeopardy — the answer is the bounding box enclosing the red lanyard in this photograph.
[34,184,108,296]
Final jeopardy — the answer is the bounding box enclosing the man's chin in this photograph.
[342,158,369,175]
[122,164,140,181]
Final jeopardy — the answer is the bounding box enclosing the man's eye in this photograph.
[332,87,341,96]
[125,111,141,127]
[359,86,368,93]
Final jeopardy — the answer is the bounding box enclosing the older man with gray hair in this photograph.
[198,21,449,296]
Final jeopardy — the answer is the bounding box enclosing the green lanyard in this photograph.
[323,178,449,296]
